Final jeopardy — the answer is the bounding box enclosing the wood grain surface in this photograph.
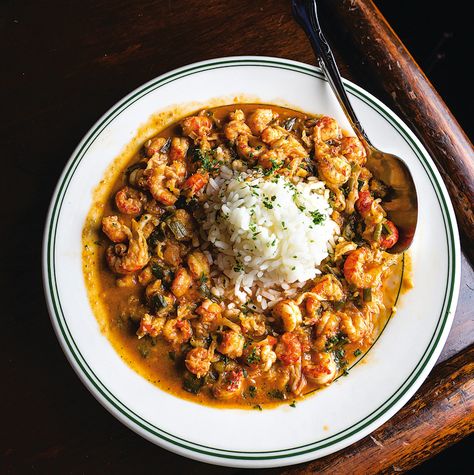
[0,0,472,473]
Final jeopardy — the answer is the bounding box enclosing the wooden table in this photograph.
[1,0,472,473]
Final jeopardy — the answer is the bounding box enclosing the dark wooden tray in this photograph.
[1,0,472,473]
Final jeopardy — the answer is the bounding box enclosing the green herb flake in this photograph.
[246,348,261,365]
[354,349,362,357]
[325,332,349,352]
[233,260,244,273]
[333,347,348,371]
[262,195,274,209]
[248,386,257,398]
[310,210,326,225]
[253,404,263,411]
[268,389,285,400]
[192,147,220,173]
[289,401,297,408]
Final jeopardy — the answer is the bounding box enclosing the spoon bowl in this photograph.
[292,0,418,252]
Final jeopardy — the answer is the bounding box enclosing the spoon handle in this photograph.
[291,0,372,147]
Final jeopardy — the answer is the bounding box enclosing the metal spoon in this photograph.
[292,0,418,253]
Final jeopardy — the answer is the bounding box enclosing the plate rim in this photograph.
[42,56,461,467]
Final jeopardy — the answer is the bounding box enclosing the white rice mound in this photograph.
[200,167,339,303]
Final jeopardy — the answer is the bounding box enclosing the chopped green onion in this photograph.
[342,223,354,240]
[383,221,393,235]
[183,373,203,394]
[167,219,187,240]
[150,262,164,279]
[363,288,372,302]
[151,294,168,311]
[267,389,285,400]
[373,223,383,241]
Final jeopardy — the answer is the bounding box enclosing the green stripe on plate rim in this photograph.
[44,57,458,460]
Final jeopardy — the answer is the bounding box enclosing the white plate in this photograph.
[42,57,460,468]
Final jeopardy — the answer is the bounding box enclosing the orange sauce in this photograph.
[83,103,409,409]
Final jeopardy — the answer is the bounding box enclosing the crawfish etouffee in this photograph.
[83,104,409,409]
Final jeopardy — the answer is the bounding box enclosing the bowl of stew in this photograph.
[43,56,460,468]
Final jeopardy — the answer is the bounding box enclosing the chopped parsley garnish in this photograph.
[248,386,257,398]
[262,194,274,209]
[289,401,297,408]
[233,260,244,272]
[262,158,281,176]
[354,349,362,357]
[246,348,261,365]
[310,210,326,225]
[192,147,220,172]
[325,333,350,371]
[325,332,349,352]
[333,347,348,370]
[268,389,285,400]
